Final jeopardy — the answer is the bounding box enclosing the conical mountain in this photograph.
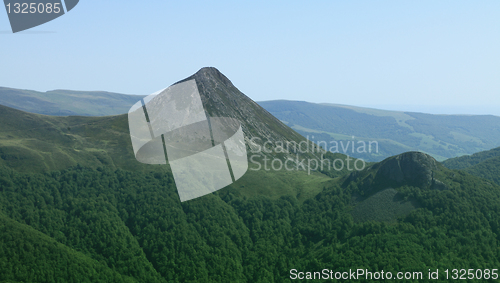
[175,67,322,159]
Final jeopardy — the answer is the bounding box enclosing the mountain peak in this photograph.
[195,66,224,77]
[176,67,234,89]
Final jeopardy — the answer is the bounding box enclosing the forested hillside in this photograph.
[443,147,500,186]
[1,155,500,282]
[443,146,500,170]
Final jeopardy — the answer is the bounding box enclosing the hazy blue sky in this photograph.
[1,1,499,115]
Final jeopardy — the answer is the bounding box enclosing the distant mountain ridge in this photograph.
[259,100,500,161]
[0,86,145,116]
[2,75,500,162]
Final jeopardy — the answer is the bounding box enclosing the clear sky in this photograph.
[1,1,499,115]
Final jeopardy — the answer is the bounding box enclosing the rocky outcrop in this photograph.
[373,151,446,190]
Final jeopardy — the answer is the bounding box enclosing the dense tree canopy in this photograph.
[0,163,499,282]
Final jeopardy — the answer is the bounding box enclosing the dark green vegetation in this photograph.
[1,68,500,282]
[2,152,500,282]
[0,212,138,282]
[0,87,145,116]
[259,100,500,162]
[443,146,500,170]
[443,146,500,186]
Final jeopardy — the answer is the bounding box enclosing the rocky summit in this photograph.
[374,151,438,189]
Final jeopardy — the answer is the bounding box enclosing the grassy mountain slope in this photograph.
[259,100,500,161]
[0,87,145,116]
[0,104,143,173]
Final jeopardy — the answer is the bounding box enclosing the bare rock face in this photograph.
[178,67,304,141]
[374,151,443,189]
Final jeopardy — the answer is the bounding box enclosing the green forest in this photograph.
[1,159,500,282]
